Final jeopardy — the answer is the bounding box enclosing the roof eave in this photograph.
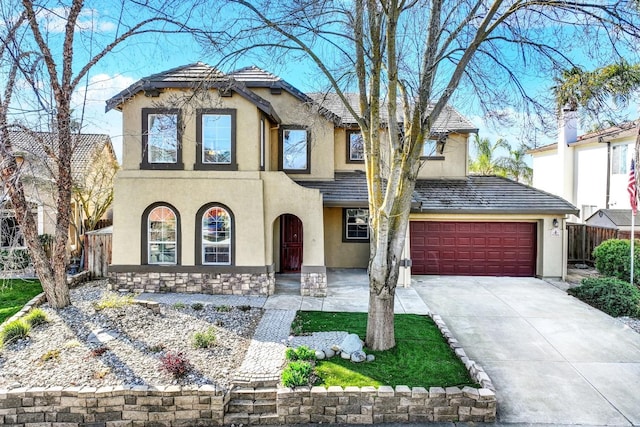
[411,207,579,215]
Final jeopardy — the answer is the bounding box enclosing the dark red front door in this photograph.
[281,214,303,272]
[410,221,536,276]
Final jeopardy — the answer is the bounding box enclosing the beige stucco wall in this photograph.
[399,213,568,284]
[323,207,369,268]
[334,128,366,173]
[417,133,469,179]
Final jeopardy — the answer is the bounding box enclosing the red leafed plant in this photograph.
[159,351,192,378]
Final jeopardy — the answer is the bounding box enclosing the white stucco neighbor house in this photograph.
[529,110,639,223]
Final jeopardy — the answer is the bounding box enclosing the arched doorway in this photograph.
[280,214,303,272]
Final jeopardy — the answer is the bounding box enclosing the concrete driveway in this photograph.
[412,276,640,426]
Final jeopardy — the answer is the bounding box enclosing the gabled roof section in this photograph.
[586,209,634,226]
[308,93,478,133]
[105,63,281,123]
[297,172,577,215]
[8,131,115,180]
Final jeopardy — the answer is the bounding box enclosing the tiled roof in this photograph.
[7,131,113,179]
[586,209,633,226]
[528,120,639,154]
[105,63,281,123]
[297,172,577,214]
[307,93,478,133]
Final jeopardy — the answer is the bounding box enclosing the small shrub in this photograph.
[191,302,204,311]
[172,302,186,310]
[285,345,316,361]
[593,239,640,283]
[238,305,252,312]
[215,305,231,312]
[148,343,166,353]
[568,277,640,317]
[40,349,60,362]
[90,346,109,357]
[160,351,192,378]
[192,328,217,349]
[94,293,134,311]
[1,319,31,345]
[281,361,313,387]
[24,308,48,326]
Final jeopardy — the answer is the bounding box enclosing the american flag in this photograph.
[629,159,638,216]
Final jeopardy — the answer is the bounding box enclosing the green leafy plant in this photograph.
[24,308,48,326]
[172,302,186,309]
[285,345,316,361]
[94,293,134,311]
[568,277,640,317]
[192,328,217,349]
[238,305,252,312]
[0,319,31,345]
[40,349,61,362]
[160,351,192,378]
[191,302,204,311]
[281,360,314,387]
[215,305,231,312]
[593,239,640,283]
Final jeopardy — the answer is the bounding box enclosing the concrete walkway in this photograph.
[412,275,640,426]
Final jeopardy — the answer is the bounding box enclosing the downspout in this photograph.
[606,141,611,209]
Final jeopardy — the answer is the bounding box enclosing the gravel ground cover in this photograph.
[0,280,262,391]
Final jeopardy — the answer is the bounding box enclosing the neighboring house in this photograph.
[529,111,639,222]
[1,131,117,257]
[105,63,577,296]
[585,209,633,231]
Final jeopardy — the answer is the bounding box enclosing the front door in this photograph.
[281,214,303,272]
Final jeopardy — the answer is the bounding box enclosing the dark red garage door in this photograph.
[410,221,537,276]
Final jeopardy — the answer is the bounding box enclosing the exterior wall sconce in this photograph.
[552,218,559,228]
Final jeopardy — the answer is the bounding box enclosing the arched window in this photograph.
[197,204,233,265]
[144,204,179,265]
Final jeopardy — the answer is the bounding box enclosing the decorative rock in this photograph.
[366,354,375,362]
[324,348,336,358]
[339,334,364,354]
[331,344,341,352]
[340,351,351,360]
[87,328,118,344]
[315,350,326,360]
[350,350,366,363]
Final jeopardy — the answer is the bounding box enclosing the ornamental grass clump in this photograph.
[24,308,48,326]
[94,293,134,311]
[1,319,31,345]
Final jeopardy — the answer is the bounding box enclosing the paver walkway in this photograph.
[412,275,640,426]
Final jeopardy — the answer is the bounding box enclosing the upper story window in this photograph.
[142,108,183,170]
[422,138,445,159]
[347,130,364,163]
[612,144,628,175]
[145,204,179,265]
[196,204,233,265]
[344,208,369,241]
[280,126,310,173]
[196,109,237,170]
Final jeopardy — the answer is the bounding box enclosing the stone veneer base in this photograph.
[108,271,276,295]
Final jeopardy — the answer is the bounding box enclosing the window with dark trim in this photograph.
[195,109,237,170]
[196,203,234,265]
[343,208,370,242]
[612,144,628,175]
[142,203,181,265]
[260,117,266,171]
[346,130,364,163]
[421,138,445,160]
[141,108,183,169]
[280,126,310,173]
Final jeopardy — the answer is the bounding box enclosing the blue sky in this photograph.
[28,3,640,162]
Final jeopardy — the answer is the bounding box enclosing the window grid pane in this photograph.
[148,206,177,264]
[148,114,178,163]
[349,132,364,161]
[202,207,231,265]
[283,129,308,170]
[202,114,232,164]
[346,208,369,240]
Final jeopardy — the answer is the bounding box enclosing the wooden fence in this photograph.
[567,223,618,264]
[84,226,112,278]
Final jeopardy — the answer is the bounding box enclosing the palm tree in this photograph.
[469,135,509,176]
[497,144,533,184]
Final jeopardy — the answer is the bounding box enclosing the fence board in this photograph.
[85,231,112,278]
[567,223,618,264]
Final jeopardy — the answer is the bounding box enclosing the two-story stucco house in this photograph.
[529,109,639,222]
[105,63,576,296]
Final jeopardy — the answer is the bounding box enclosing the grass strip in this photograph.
[0,280,43,324]
[291,311,476,388]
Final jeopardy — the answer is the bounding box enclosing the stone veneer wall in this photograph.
[300,272,327,297]
[277,385,496,423]
[108,271,276,295]
[0,385,227,426]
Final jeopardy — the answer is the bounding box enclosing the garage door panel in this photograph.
[410,221,536,277]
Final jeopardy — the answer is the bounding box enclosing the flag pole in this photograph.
[632,212,635,285]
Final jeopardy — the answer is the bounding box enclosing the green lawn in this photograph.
[0,279,43,323]
[291,311,477,388]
